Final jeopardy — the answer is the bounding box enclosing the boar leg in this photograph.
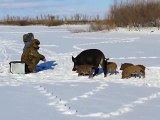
[93,67,99,76]
[89,69,93,78]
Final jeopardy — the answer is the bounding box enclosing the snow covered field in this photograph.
[0,25,160,120]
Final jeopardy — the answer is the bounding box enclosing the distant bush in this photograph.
[89,20,116,32]
[108,0,160,28]
[1,20,31,26]
[0,14,96,26]
[43,20,64,26]
[0,15,65,26]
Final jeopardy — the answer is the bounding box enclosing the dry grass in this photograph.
[108,0,160,28]
[0,18,64,26]
[0,14,94,26]
[89,20,116,32]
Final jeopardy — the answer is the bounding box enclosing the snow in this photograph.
[0,25,160,120]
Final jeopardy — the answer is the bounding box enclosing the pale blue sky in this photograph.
[0,0,113,19]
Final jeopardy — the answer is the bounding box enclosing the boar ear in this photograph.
[72,56,76,62]
[105,58,109,61]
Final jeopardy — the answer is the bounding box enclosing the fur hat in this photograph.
[23,34,28,42]
[23,33,34,42]
[28,33,34,39]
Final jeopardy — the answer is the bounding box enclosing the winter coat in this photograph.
[21,39,45,72]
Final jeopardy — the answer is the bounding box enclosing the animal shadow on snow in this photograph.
[98,68,104,75]
[98,68,119,75]
[36,60,57,72]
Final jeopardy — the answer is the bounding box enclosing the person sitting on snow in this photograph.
[23,33,34,51]
[21,39,46,73]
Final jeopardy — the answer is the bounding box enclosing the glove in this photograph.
[43,58,46,62]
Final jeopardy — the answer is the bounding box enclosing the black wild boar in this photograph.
[72,49,107,77]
